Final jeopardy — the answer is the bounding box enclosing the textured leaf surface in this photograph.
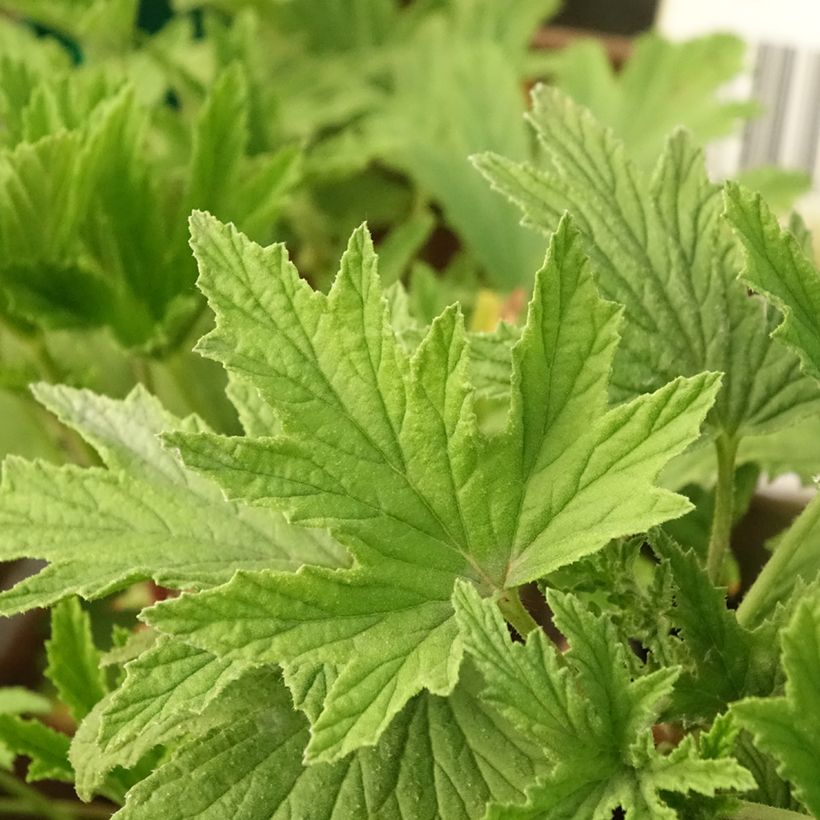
[725,182,820,382]
[114,665,545,820]
[150,214,717,761]
[72,637,252,794]
[733,591,820,816]
[454,582,754,819]
[0,385,346,614]
[45,597,107,722]
[0,715,72,782]
[650,531,777,720]
[476,87,820,440]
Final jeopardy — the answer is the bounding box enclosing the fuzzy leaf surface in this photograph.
[725,182,820,382]
[650,531,777,720]
[0,385,346,614]
[733,591,820,816]
[476,87,820,440]
[73,638,252,794]
[453,582,754,819]
[150,214,718,762]
[113,665,545,820]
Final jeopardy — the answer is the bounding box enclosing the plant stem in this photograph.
[728,800,810,819]
[706,434,738,583]
[497,587,539,638]
[132,357,155,395]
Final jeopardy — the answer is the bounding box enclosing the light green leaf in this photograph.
[375,18,544,288]
[453,582,754,819]
[148,214,717,761]
[225,373,280,437]
[45,597,107,722]
[114,665,545,820]
[725,182,820,383]
[0,384,347,614]
[0,129,91,267]
[0,687,52,772]
[0,715,72,783]
[72,637,251,796]
[735,167,811,214]
[0,0,138,53]
[375,209,435,286]
[185,63,249,219]
[733,590,820,816]
[0,688,50,716]
[549,33,755,167]
[476,87,820,441]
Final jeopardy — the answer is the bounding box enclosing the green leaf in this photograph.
[650,530,777,721]
[375,17,544,288]
[0,0,138,53]
[735,167,811,214]
[0,688,50,716]
[0,129,91,270]
[0,687,52,772]
[725,182,820,383]
[72,637,251,796]
[148,214,717,762]
[453,581,754,819]
[476,87,820,441]
[0,87,162,343]
[0,384,347,614]
[113,664,546,820]
[733,590,820,816]
[548,33,755,166]
[45,597,107,722]
[185,63,249,219]
[374,209,435,286]
[0,715,72,783]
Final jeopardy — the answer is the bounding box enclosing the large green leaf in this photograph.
[146,214,717,763]
[0,384,346,614]
[476,87,820,442]
[109,663,545,820]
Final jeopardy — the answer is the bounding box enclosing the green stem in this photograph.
[132,357,155,395]
[497,587,539,638]
[728,800,810,819]
[706,435,738,583]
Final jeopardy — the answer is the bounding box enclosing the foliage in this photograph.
[0,5,819,820]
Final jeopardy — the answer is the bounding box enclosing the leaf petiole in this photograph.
[707,434,739,583]
[496,587,540,638]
